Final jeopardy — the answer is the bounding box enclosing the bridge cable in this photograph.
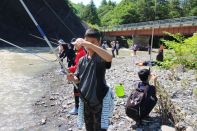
[19,0,79,89]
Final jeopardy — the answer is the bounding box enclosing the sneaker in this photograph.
[69,107,78,115]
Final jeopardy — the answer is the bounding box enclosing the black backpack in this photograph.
[125,83,157,122]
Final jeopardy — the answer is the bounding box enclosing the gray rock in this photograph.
[186,126,194,131]
[41,118,46,125]
[161,125,175,131]
[49,96,57,100]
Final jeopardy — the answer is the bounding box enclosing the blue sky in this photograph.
[70,0,121,7]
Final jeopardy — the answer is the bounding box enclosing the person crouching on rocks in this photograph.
[125,69,158,126]
[67,28,114,131]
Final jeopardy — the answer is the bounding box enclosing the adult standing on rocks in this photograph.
[115,40,119,56]
[68,38,86,115]
[67,28,113,131]
[57,39,75,72]
[156,43,164,62]
[111,41,116,57]
[132,44,138,56]
[66,41,76,68]
[57,39,67,72]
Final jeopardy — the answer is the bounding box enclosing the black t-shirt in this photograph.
[156,50,163,62]
[65,44,75,61]
[75,53,111,106]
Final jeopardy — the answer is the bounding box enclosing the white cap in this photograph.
[58,39,65,44]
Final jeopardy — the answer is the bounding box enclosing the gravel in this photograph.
[31,51,196,130]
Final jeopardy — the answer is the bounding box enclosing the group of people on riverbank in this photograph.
[57,28,161,131]
[101,40,120,58]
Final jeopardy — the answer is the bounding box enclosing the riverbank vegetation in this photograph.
[161,33,197,69]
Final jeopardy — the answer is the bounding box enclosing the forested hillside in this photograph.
[69,0,197,27]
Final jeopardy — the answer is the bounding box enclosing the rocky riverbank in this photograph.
[31,50,196,131]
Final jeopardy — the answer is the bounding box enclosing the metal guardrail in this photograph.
[100,16,197,32]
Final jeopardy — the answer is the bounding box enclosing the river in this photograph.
[0,47,57,130]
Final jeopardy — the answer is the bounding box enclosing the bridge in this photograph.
[101,16,197,36]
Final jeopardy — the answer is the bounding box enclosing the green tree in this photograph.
[168,0,183,18]
[70,0,197,27]
[97,0,115,20]
[64,0,76,11]
[136,0,158,22]
[71,2,86,17]
[155,0,170,20]
[108,0,116,6]
[101,0,135,26]
[81,0,100,25]
[101,0,107,6]
[182,0,197,16]
[121,6,140,23]
[161,32,197,69]
[189,0,197,15]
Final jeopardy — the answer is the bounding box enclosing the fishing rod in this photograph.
[0,38,56,63]
[29,34,59,45]
[149,0,157,71]
[19,0,78,88]
[49,37,59,42]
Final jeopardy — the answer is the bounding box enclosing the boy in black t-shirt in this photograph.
[67,28,112,131]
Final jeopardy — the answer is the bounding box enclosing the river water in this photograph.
[0,48,57,130]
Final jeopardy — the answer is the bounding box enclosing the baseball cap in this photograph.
[58,39,65,44]
[71,38,77,45]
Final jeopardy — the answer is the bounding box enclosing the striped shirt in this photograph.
[77,88,114,129]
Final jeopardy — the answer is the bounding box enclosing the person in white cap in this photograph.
[58,39,67,72]
[68,38,86,115]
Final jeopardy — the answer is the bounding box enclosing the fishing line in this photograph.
[29,34,59,45]
[19,0,78,89]
[42,0,76,37]
[0,37,56,63]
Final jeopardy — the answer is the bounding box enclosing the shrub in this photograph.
[127,38,133,48]
[161,32,197,69]
[193,87,197,98]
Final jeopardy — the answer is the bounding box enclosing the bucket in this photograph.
[114,83,124,97]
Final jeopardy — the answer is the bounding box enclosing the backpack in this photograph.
[125,83,157,122]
